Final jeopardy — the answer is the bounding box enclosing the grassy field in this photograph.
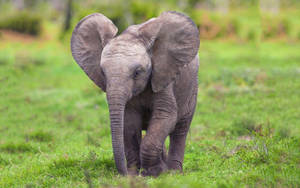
[0,36,299,187]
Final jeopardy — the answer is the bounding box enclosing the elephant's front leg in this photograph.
[124,107,142,175]
[140,87,177,177]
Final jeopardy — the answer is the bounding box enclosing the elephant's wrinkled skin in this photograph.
[71,11,200,176]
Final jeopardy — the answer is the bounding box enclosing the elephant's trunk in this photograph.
[107,89,128,175]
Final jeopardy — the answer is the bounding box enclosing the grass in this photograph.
[0,38,299,187]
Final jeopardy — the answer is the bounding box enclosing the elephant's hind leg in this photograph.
[167,116,193,172]
[124,108,142,175]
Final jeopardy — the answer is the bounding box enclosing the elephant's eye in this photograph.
[133,67,143,80]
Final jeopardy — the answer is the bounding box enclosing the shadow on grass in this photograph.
[230,117,258,136]
[48,153,117,179]
[0,142,37,153]
[26,130,53,142]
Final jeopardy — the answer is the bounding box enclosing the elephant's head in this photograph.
[71,11,199,175]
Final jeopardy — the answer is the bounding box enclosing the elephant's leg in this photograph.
[124,108,142,175]
[140,86,178,177]
[140,120,174,177]
[167,116,192,172]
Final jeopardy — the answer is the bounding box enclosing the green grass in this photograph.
[0,40,299,187]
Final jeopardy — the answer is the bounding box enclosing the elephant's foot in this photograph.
[127,166,139,176]
[167,159,183,172]
[141,161,168,177]
[127,162,140,176]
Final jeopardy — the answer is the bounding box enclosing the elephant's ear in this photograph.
[138,11,200,92]
[71,13,118,91]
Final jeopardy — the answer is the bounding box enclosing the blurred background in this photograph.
[1,0,300,42]
[0,0,300,187]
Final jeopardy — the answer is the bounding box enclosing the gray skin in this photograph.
[71,11,200,177]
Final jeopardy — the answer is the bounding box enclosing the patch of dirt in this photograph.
[0,30,38,43]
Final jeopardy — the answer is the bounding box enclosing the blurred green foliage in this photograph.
[0,0,300,41]
[0,11,42,36]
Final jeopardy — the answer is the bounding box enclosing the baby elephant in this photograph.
[71,11,200,176]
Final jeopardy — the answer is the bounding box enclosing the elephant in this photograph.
[70,11,200,176]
